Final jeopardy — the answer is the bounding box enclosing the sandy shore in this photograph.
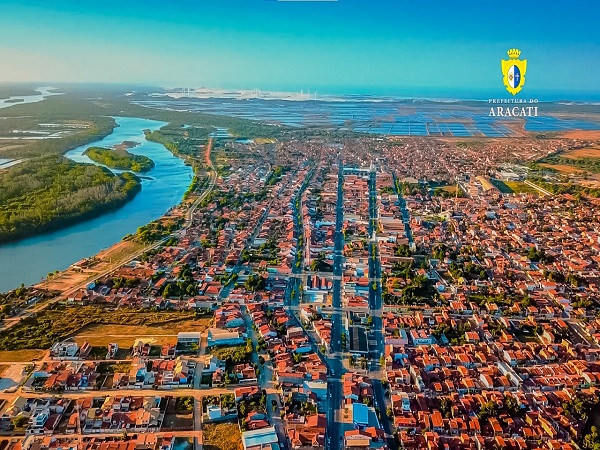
[37,240,146,292]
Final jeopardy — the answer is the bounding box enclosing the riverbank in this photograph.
[0,117,194,292]
[31,140,212,296]
[0,157,142,243]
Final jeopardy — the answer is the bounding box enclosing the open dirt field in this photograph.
[40,270,92,291]
[35,240,146,292]
[559,130,600,140]
[0,363,27,391]
[0,349,46,363]
[94,240,146,269]
[202,422,242,450]
[0,142,26,154]
[539,163,584,174]
[71,318,212,347]
[559,147,600,159]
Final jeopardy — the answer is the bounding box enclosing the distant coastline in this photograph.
[156,86,600,104]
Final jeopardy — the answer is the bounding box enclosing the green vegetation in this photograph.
[310,253,332,272]
[477,400,499,421]
[563,395,596,421]
[526,161,558,172]
[84,146,154,172]
[584,426,600,450]
[130,218,183,244]
[527,176,600,198]
[0,287,56,313]
[12,415,29,429]
[540,154,600,173]
[432,322,471,346]
[526,246,554,263]
[384,273,437,306]
[432,243,447,260]
[265,165,289,186]
[244,274,266,292]
[395,244,412,257]
[488,179,514,194]
[221,393,235,409]
[241,239,281,265]
[433,186,466,198]
[0,156,140,242]
[161,264,199,298]
[174,396,194,412]
[97,361,131,374]
[503,181,539,195]
[210,341,253,369]
[0,85,39,98]
[448,261,488,281]
[467,293,516,309]
[0,304,194,350]
[0,95,118,159]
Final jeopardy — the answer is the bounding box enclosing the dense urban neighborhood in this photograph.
[3,130,600,450]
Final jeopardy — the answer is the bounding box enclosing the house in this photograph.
[176,332,201,354]
[241,426,279,450]
[207,328,245,347]
[352,403,371,429]
[348,326,369,355]
[107,343,119,359]
[50,340,79,359]
[207,405,223,420]
[201,355,227,373]
[410,330,436,346]
[303,381,328,400]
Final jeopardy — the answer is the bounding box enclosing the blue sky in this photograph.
[1,0,599,98]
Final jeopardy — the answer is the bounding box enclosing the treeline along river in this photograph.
[0,117,193,293]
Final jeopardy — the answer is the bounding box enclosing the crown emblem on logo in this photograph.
[501,48,527,95]
[507,48,521,59]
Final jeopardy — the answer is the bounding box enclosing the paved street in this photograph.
[325,162,345,450]
[367,169,397,450]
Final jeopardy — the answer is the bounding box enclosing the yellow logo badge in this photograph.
[501,48,527,96]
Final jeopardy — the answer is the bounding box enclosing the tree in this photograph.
[395,244,412,257]
[432,243,447,260]
[163,283,174,298]
[478,400,499,421]
[245,274,266,292]
[584,426,600,450]
[0,156,142,242]
[504,395,520,416]
[15,283,27,297]
[439,397,453,418]
[12,415,28,429]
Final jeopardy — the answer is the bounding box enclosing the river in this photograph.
[0,87,62,110]
[0,117,193,292]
